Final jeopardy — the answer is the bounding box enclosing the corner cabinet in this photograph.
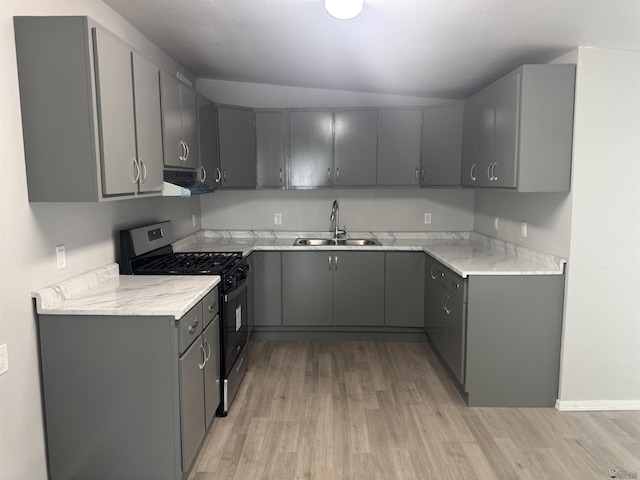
[421,104,464,187]
[197,94,221,186]
[461,64,576,192]
[37,287,220,480]
[161,71,200,170]
[424,255,565,407]
[14,16,164,201]
[256,110,287,188]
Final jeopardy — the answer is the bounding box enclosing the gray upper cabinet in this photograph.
[462,64,575,192]
[289,110,334,187]
[160,71,199,170]
[14,16,164,201]
[377,109,422,186]
[334,110,378,186]
[197,94,221,187]
[218,106,257,188]
[421,104,464,187]
[131,52,164,193]
[256,110,286,188]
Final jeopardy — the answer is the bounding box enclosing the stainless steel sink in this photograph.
[293,238,381,246]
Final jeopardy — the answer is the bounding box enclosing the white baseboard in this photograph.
[555,399,640,411]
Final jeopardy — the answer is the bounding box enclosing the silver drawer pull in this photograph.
[188,319,199,334]
[451,281,460,289]
[207,304,216,312]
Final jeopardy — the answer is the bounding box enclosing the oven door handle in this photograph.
[224,276,248,303]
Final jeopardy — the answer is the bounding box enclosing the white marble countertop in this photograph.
[174,230,566,278]
[32,263,220,318]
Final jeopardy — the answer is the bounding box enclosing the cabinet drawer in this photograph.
[178,302,203,355]
[202,287,219,327]
[428,260,467,301]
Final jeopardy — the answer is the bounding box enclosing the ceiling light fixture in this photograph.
[325,0,364,20]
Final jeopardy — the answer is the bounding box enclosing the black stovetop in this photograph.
[132,252,243,276]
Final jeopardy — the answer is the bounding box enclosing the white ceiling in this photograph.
[103,0,640,99]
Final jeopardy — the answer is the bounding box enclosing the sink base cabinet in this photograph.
[37,293,220,480]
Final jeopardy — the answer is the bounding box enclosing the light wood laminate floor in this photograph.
[188,341,640,480]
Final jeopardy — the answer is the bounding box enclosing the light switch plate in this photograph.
[521,222,528,238]
[56,245,66,270]
[424,213,432,224]
[274,213,282,225]
[0,344,8,376]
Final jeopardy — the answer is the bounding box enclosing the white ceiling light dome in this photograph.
[325,0,364,20]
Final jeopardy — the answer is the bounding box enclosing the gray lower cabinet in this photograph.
[256,110,286,188]
[421,104,464,186]
[37,287,220,480]
[160,71,200,170]
[253,252,283,326]
[14,16,164,201]
[377,109,422,186]
[462,64,575,192]
[425,255,565,407]
[289,110,334,187]
[385,252,425,327]
[218,106,257,188]
[424,259,467,385]
[282,251,384,326]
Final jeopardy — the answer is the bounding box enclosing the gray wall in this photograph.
[0,2,200,479]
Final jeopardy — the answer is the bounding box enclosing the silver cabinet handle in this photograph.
[430,264,437,280]
[178,141,186,162]
[279,168,283,183]
[421,168,426,182]
[199,343,207,370]
[336,168,340,182]
[415,166,419,181]
[327,168,331,183]
[334,255,338,271]
[215,167,222,183]
[204,339,212,362]
[188,318,199,334]
[207,303,216,313]
[470,164,477,181]
[487,163,493,180]
[442,294,447,312]
[199,166,207,183]
[444,295,452,314]
[139,159,147,184]
[130,158,140,184]
[451,281,460,290]
[328,256,332,271]
[492,162,498,181]
[184,141,190,161]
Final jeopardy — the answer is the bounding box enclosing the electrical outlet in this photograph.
[494,217,499,230]
[56,245,66,270]
[521,222,528,238]
[0,344,8,376]
[274,213,282,225]
[424,213,432,224]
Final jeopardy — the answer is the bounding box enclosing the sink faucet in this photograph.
[330,200,347,239]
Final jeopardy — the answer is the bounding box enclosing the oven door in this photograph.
[221,273,249,376]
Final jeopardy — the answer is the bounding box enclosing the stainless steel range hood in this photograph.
[163,170,216,197]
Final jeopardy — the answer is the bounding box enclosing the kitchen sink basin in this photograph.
[293,238,381,246]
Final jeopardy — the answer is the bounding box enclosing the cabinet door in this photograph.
[256,111,286,188]
[253,252,283,326]
[334,110,377,186]
[180,84,200,169]
[282,252,333,326]
[203,316,220,429]
[218,106,256,188]
[290,111,334,187]
[178,337,205,472]
[425,263,447,357]
[333,252,384,326]
[444,294,466,384]
[421,104,464,186]
[377,109,422,186]
[92,28,137,196]
[385,252,425,327]
[197,95,220,186]
[493,72,520,188]
[132,52,163,193]
[462,88,495,187]
[160,72,186,168]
